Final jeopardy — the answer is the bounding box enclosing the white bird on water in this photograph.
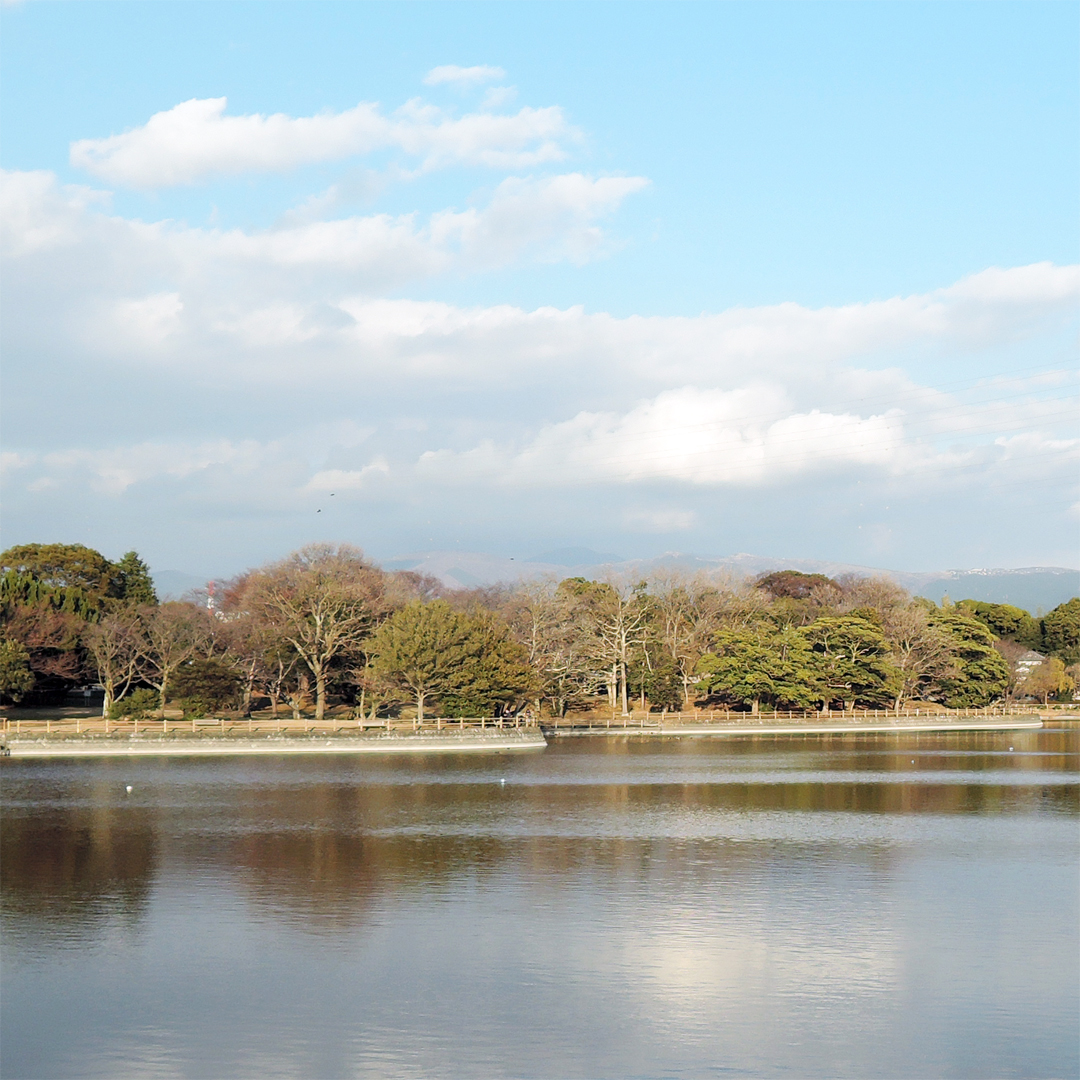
[125,785,133,794]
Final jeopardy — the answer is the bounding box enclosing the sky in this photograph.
[1,1,1078,579]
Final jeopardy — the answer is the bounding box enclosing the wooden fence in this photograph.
[545,706,1045,730]
[0,714,532,738]
[0,705,1057,740]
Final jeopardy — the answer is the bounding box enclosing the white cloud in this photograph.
[109,292,183,347]
[4,173,1075,453]
[40,438,267,495]
[9,387,1072,530]
[2,160,1076,568]
[431,173,651,265]
[0,169,109,256]
[1,168,648,365]
[306,460,391,492]
[69,95,576,188]
[423,65,507,87]
[13,421,381,502]
[9,172,1071,398]
[944,262,1080,305]
[416,386,916,487]
[481,86,518,110]
[0,451,34,475]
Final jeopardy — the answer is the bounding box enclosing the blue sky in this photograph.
[1,1,1077,577]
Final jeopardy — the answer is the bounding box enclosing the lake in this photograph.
[2,728,1077,1079]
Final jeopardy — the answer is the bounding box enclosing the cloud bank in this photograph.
[4,165,1075,513]
[3,73,1078,572]
[69,95,576,187]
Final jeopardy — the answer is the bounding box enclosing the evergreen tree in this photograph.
[0,543,115,596]
[439,614,534,717]
[1042,598,1080,665]
[803,615,900,708]
[370,600,534,719]
[639,656,685,711]
[0,639,35,702]
[0,543,118,699]
[113,551,158,605]
[697,626,821,712]
[957,600,1043,651]
[171,658,242,713]
[930,611,1010,707]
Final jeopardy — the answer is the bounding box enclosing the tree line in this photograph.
[2,543,1078,717]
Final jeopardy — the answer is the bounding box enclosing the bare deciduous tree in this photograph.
[141,602,214,710]
[880,604,955,710]
[503,579,596,717]
[648,571,735,707]
[84,608,146,715]
[590,579,650,717]
[240,544,388,720]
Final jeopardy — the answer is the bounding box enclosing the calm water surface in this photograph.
[2,730,1078,1079]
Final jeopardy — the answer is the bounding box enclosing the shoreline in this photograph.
[1,716,1055,756]
[544,716,1046,738]
[0,729,548,758]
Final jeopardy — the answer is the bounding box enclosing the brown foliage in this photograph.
[237,544,394,720]
[2,606,86,684]
[756,570,840,601]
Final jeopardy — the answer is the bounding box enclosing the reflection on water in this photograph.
[2,730,1077,1079]
[1,783,157,942]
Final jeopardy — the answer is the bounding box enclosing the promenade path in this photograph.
[542,707,1049,737]
[0,715,547,757]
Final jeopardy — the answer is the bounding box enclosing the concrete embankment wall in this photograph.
[546,717,1044,738]
[1,729,548,758]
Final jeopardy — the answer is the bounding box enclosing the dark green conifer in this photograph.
[113,551,158,606]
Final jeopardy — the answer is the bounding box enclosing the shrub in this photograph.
[170,658,241,714]
[109,687,158,719]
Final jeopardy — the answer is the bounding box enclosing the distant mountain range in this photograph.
[153,549,1079,615]
[379,549,1080,614]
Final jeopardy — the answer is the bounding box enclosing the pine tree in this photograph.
[370,600,534,719]
[0,638,35,702]
[113,551,158,605]
[930,611,1010,707]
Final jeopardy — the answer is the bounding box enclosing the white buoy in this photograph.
[125,785,133,794]
[1009,747,1014,752]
